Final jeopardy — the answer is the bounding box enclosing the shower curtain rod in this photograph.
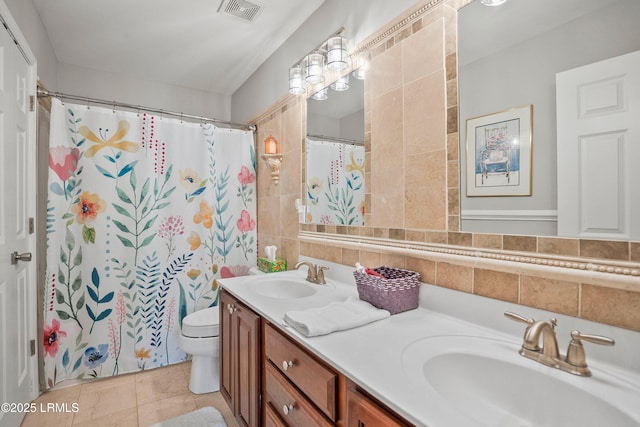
[36,88,256,132]
[307,133,364,146]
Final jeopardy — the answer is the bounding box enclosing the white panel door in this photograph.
[556,50,640,240]
[0,14,36,427]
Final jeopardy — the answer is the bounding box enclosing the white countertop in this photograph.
[219,257,640,427]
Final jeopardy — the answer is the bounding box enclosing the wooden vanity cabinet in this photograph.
[220,289,413,427]
[263,322,338,426]
[346,385,412,427]
[220,290,261,427]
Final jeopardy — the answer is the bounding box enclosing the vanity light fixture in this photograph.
[311,87,328,100]
[261,134,283,185]
[287,27,354,96]
[330,74,349,92]
[480,0,507,5]
[326,36,349,71]
[288,65,306,95]
[305,53,325,84]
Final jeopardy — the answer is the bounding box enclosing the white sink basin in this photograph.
[247,275,330,299]
[402,335,640,426]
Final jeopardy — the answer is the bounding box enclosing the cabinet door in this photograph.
[220,290,234,408]
[235,302,261,427]
[219,290,262,427]
[347,388,408,427]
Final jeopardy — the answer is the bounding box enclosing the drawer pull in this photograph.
[282,360,294,371]
[282,403,294,415]
[227,303,236,314]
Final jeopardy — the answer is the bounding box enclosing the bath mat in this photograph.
[149,406,227,427]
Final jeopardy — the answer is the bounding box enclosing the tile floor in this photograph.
[21,361,239,427]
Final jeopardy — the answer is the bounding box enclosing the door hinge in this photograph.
[29,95,35,112]
[29,217,35,234]
[30,339,36,356]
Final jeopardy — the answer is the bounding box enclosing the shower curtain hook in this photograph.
[112,101,116,114]
[180,112,183,124]
[137,105,141,117]
[86,97,90,110]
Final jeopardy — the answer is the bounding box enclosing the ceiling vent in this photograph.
[218,0,263,23]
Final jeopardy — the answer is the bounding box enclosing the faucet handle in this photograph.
[565,330,615,374]
[316,266,329,284]
[571,331,615,347]
[504,311,535,326]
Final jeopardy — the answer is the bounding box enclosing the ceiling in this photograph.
[32,0,326,96]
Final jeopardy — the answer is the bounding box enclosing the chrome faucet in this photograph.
[505,311,614,377]
[294,260,328,284]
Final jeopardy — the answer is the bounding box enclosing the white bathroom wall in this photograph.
[56,62,231,120]
[3,0,57,87]
[231,0,419,123]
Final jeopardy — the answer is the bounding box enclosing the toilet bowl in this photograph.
[179,268,263,394]
[179,306,220,394]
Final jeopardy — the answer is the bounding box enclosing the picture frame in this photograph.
[465,104,533,197]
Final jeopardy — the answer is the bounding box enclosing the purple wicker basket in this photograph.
[353,266,420,315]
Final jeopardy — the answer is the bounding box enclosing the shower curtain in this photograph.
[305,137,365,225]
[43,99,256,387]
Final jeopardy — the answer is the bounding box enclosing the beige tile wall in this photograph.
[251,0,640,332]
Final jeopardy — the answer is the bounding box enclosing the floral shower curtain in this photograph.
[43,99,256,387]
[305,137,365,225]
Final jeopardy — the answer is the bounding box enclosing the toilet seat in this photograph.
[182,306,220,338]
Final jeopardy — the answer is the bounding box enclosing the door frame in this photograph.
[0,0,39,400]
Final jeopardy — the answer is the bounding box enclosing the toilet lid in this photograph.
[182,306,220,338]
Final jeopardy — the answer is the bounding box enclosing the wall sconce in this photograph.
[261,134,283,185]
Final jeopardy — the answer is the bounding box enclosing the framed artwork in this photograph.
[465,105,533,197]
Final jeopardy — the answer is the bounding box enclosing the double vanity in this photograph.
[219,258,640,426]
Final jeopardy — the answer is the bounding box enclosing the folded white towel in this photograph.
[283,297,390,337]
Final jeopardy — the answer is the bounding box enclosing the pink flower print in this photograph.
[49,146,80,181]
[237,166,255,208]
[236,210,255,233]
[158,216,184,259]
[238,166,255,185]
[43,319,67,358]
[158,216,185,239]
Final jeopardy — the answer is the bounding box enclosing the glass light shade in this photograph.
[480,0,507,5]
[305,53,325,84]
[330,75,349,92]
[311,87,328,100]
[288,66,306,95]
[264,134,279,154]
[327,36,348,72]
[352,63,368,80]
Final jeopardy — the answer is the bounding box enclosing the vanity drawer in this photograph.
[264,323,338,420]
[265,362,333,427]
[264,401,287,427]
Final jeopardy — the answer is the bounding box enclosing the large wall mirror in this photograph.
[305,77,365,225]
[458,0,640,240]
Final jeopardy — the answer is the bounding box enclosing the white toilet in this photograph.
[179,268,264,394]
[179,306,220,394]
